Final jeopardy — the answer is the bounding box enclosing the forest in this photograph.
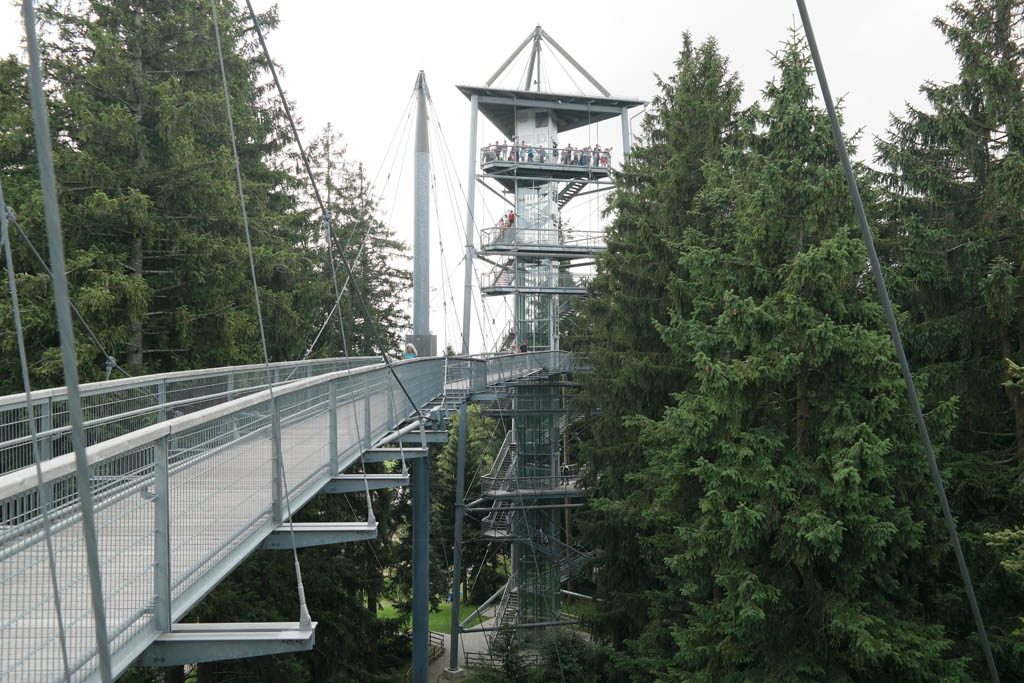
[2,0,1024,681]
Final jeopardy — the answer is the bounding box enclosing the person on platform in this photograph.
[519,339,529,353]
[403,343,418,360]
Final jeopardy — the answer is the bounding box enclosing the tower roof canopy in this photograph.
[457,85,644,139]
[458,26,643,139]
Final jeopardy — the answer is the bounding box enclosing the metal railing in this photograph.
[494,576,518,631]
[480,144,612,169]
[483,261,593,291]
[486,433,515,478]
[0,353,562,682]
[481,499,516,536]
[0,357,379,475]
[479,224,606,253]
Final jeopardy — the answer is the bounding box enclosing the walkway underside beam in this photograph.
[363,447,429,463]
[324,473,410,494]
[391,430,448,444]
[137,622,316,668]
[261,522,377,549]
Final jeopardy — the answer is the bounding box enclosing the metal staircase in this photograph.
[556,179,587,208]
[495,578,520,630]
[520,532,598,583]
[481,499,516,537]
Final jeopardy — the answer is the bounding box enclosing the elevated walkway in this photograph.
[0,352,571,682]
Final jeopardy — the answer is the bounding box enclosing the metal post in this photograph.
[329,382,339,474]
[363,393,372,452]
[271,396,284,524]
[158,379,168,422]
[410,70,431,683]
[40,398,53,461]
[620,107,632,156]
[447,93,479,674]
[154,435,171,632]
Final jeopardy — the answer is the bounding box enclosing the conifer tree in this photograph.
[4,0,319,379]
[878,0,1024,464]
[877,2,1024,670]
[567,34,741,662]
[634,33,966,681]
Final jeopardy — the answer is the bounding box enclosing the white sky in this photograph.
[2,1,959,355]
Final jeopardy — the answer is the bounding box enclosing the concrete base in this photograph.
[440,668,467,680]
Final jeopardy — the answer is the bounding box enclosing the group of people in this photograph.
[497,209,516,229]
[483,138,612,168]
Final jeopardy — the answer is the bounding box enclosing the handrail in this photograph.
[483,432,515,481]
[480,144,612,168]
[0,353,570,503]
[0,356,379,408]
[479,224,606,252]
[0,356,379,475]
[483,261,593,291]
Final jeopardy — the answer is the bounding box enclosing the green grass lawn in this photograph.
[377,601,486,634]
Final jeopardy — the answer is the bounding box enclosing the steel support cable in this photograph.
[371,92,417,195]
[242,0,425,422]
[329,277,377,522]
[424,94,516,353]
[384,111,415,232]
[547,46,585,96]
[793,2,999,681]
[297,240,370,363]
[291,97,414,370]
[427,170,464,346]
[7,213,127,379]
[0,184,73,683]
[210,0,311,629]
[425,97,500,352]
[20,2,114,680]
[320,131,354,382]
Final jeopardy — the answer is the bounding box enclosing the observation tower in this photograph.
[457,26,643,643]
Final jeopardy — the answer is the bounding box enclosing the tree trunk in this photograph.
[127,234,144,367]
[126,9,145,369]
[795,363,811,456]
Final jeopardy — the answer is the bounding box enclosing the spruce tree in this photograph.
[876,0,1024,670]
[22,0,317,375]
[567,34,741,665]
[636,33,966,681]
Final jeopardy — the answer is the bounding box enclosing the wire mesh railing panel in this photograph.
[0,357,380,476]
[0,440,162,682]
[167,407,275,606]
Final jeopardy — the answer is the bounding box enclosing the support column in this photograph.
[620,106,632,156]
[447,93,479,675]
[154,435,171,633]
[410,70,431,683]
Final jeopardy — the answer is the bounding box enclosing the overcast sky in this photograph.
[2,1,960,355]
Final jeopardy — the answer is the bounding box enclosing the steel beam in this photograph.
[324,473,409,494]
[136,622,317,667]
[476,95,621,115]
[261,522,377,549]
[363,447,428,463]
